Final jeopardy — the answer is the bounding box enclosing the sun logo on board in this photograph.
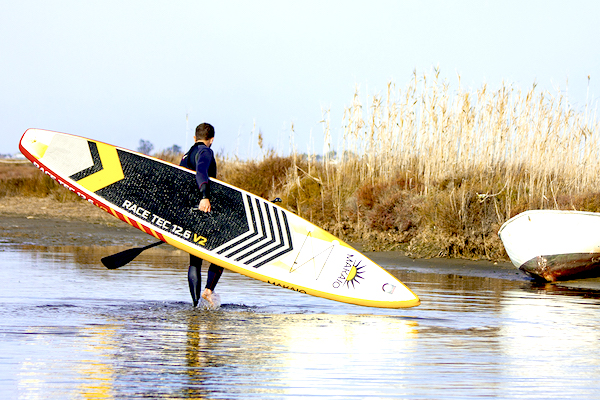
[332,255,366,289]
[344,261,365,288]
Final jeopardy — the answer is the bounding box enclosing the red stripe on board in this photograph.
[139,223,153,236]
[128,218,142,230]
[122,215,133,226]
[109,209,128,223]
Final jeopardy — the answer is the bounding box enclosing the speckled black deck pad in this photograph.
[86,149,293,268]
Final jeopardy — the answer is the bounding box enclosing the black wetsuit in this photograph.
[180,142,224,302]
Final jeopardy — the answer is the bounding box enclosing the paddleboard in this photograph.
[19,128,420,308]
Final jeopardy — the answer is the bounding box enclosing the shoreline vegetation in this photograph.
[3,71,600,262]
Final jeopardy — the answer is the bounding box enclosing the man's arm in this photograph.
[195,147,213,212]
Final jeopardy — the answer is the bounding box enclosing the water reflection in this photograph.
[86,306,421,399]
[2,243,600,399]
[499,289,600,397]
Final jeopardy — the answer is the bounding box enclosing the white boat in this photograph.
[498,210,600,281]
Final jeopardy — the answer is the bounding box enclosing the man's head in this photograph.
[195,123,215,142]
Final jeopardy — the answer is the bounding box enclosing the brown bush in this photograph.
[220,152,294,201]
[0,163,79,201]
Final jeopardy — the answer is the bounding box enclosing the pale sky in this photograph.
[1,0,599,158]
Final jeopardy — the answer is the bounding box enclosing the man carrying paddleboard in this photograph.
[180,123,224,307]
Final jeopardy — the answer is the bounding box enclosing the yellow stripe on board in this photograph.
[77,142,125,192]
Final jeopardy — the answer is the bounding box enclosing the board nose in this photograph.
[20,128,54,159]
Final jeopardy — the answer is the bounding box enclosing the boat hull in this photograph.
[498,210,600,281]
[520,253,600,281]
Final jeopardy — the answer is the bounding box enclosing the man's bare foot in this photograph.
[201,288,214,307]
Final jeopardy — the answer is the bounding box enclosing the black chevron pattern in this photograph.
[213,194,294,268]
[69,141,103,181]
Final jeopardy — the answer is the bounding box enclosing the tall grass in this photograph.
[328,70,599,213]
[293,70,600,258]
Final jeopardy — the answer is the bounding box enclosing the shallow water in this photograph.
[2,243,600,399]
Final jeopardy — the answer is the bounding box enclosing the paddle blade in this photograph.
[101,247,146,269]
[101,240,164,269]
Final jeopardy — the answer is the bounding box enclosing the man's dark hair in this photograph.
[195,123,215,141]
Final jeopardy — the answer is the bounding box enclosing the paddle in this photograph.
[101,241,164,269]
[101,198,283,269]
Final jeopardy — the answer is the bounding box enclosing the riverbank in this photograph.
[0,195,525,283]
[6,196,600,292]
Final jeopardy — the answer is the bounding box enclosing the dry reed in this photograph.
[293,70,600,257]
[329,71,599,211]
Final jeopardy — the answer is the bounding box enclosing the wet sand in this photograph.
[0,215,151,247]
[0,196,151,247]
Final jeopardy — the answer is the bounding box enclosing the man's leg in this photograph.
[202,264,224,306]
[188,255,203,307]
